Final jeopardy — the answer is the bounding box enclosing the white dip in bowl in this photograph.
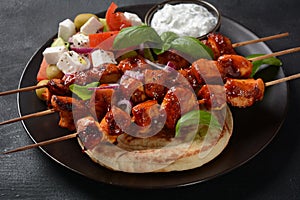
[150,3,218,38]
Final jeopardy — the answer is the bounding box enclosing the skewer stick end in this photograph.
[1,133,78,155]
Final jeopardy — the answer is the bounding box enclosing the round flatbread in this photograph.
[78,106,233,173]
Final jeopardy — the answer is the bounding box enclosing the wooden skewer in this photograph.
[232,32,289,48]
[2,72,300,154]
[2,133,78,154]
[265,73,300,87]
[248,46,300,62]
[0,84,47,96]
[0,109,55,126]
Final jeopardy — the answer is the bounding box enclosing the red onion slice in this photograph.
[70,45,95,54]
[88,83,119,90]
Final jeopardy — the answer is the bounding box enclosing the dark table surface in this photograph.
[1,0,300,199]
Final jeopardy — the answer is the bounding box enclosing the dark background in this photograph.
[0,0,299,199]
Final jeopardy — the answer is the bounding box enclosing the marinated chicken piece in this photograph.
[178,68,199,89]
[85,64,121,84]
[161,87,198,129]
[131,100,163,127]
[156,50,190,70]
[190,59,223,85]
[225,78,265,107]
[217,54,253,79]
[50,95,87,113]
[117,55,147,73]
[89,87,114,121]
[57,111,76,131]
[144,69,168,101]
[191,55,253,84]
[62,63,121,86]
[97,63,122,83]
[119,76,147,104]
[99,106,131,143]
[47,78,71,96]
[77,116,105,149]
[205,33,236,59]
[50,95,88,130]
[197,85,226,110]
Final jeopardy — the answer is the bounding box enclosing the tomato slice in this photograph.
[89,31,119,48]
[37,57,49,81]
[105,2,131,31]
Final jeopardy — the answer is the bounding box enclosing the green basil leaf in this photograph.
[143,48,155,62]
[246,54,282,77]
[113,25,162,50]
[161,31,179,44]
[187,37,214,59]
[153,31,179,55]
[175,110,221,138]
[170,36,213,60]
[69,82,100,100]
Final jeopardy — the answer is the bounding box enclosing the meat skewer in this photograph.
[0,46,299,126]
[2,72,300,155]
[0,34,293,96]
[0,43,299,126]
[198,73,300,109]
[203,32,289,59]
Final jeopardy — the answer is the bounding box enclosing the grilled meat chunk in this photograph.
[197,84,226,110]
[217,54,253,79]
[47,78,71,96]
[132,100,163,127]
[144,69,169,101]
[50,95,88,130]
[116,55,147,73]
[156,50,190,70]
[89,87,114,122]
[161,87,198,130]
[119,76,147,104]
[77,116,105,149]
[62,63,121,86]
[99,106,131,143]
[225,78,265,107]
[191,55,253,84]
[204,33,236,59]
[96,63,122,84]
[178,68,199,89]
[190,59,223,85]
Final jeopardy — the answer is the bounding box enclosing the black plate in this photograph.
[17,4,288,189]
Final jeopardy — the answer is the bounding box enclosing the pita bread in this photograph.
[78,106,233,173]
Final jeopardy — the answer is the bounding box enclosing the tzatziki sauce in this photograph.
[150,3,217,38]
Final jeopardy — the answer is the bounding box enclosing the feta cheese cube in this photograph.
[80,17,103,35]
[57,51,90,74]
[58,19,76,41]
[90,49,117,68]
[124,12,143,26]
[42,46,67,64]
[72,33,89,48]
